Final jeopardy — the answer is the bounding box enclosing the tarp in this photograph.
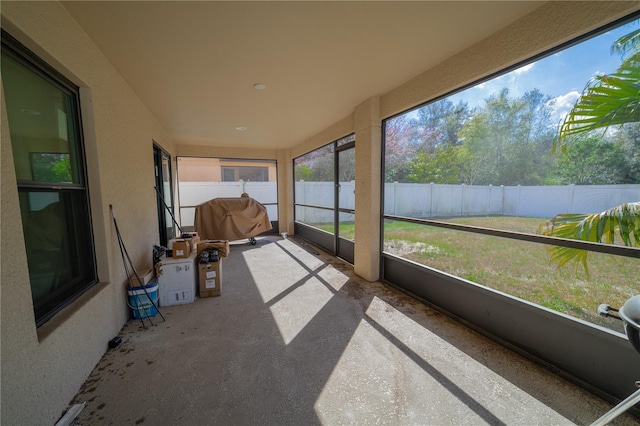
[194,196,272,241]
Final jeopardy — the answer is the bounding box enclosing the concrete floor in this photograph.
[70,236,639,425]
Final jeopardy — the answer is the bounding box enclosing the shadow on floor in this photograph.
[70,236,638,425]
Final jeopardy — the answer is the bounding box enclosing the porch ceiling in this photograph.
[61,1,544,149]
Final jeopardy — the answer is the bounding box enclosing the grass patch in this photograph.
[383,217,637,333]
[313,222,355,240]
[303,216,636,332]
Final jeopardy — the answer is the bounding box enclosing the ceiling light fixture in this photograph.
[235,126,247,131]
[253,83,267,90]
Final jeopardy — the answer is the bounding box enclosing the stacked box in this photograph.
[126,268,154,288]
[157,251,197,306]
[196,240,230,258]
[198,260,222,298]
[169,238,191,258]
[187,235,200,250]
[169,236,200,258]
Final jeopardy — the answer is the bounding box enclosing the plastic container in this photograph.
[127,281,158,319]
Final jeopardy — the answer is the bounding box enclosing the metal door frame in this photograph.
[153,143,175,247]
[335,141,355,263]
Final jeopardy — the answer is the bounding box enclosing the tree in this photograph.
[385,98,470,183]
[405,144,463,184]
[613,122,640,183]
[413,99,469,152]
[52,156,72,182]
[338,148,355,182]
[294,144,334,182]
[458,88,556,185]
[384,114,417,182]
[294,163,313,181]
[552,135,628,185]
[542,28,640,271]
[32,153,72,182]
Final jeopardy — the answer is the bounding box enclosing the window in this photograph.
[221,165,269,182]
[293,134,355,261]
[382,16,639,333]
[294,142,336,234]
[1,31,96,327]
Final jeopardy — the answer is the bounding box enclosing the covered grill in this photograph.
[194,195,272,243]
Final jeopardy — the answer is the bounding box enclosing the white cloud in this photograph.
[548,90,580,124]
[591,70,607,79]
[513,63,535,74]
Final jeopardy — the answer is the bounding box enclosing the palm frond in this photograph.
[611,28,640,59]
[547,29,640,273]
[540,202,640,272]
[555,62,640,153]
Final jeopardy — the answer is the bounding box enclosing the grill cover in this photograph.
[194,196,272,241]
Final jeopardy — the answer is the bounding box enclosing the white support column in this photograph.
[354,96,381,282]
[277,148,293,235]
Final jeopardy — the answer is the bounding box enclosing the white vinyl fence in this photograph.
[383,182,640,219]
[179,181,278,227]
[179,181,640,226]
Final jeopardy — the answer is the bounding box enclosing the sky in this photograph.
[446,17,639,125]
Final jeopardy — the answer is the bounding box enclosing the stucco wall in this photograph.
[1,2,175,424]
[177,157,277,183]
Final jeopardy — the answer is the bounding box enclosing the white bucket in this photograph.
[127,282,158,319]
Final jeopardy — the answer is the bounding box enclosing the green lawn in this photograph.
[314,223,355,240]
[383,218,638,332]
[309,217,637,332]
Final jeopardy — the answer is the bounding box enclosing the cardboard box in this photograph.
[198,260,222,298]
[177,234,199,250]
[189,235,201,251]
[196,240,230,258]
[126,268,154,288]
[170,238,191,258]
